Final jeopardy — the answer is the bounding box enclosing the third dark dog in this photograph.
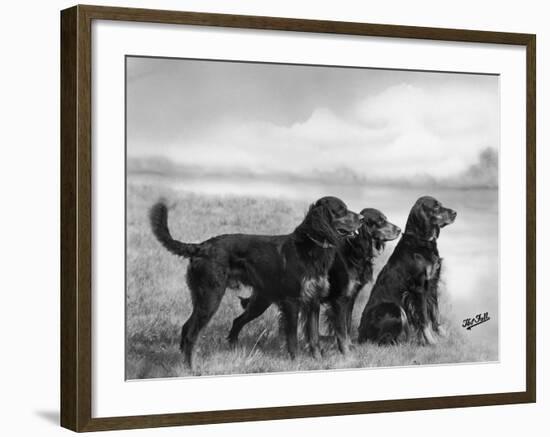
[357,196,456,345]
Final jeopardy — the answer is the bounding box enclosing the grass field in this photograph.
[126,180,498,379]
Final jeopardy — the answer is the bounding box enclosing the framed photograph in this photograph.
[60,5,536,432]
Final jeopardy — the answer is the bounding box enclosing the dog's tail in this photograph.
[149,201,201,258]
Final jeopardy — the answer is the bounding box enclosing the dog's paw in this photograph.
[337,341,354,355]
[422,326,438,346]
[436,325,448,338]
[310,346,323,360]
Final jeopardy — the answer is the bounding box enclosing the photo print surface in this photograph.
[125,56,499,379]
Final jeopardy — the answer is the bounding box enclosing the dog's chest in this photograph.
[300,276,330,305]
[344,277,361,298]
[428,257,442,280]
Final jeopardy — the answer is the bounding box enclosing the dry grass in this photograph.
[126,181,498,379]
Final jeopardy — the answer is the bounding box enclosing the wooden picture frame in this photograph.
[60,4,536,432]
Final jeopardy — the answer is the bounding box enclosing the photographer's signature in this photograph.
[462,312,490,330]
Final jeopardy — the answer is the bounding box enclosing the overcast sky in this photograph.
[126,56,499,180]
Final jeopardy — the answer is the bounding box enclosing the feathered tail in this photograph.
[149,201,201,258]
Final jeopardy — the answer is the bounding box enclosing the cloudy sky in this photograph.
[126,56,499,182]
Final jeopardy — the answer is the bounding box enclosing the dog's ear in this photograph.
[356,213,381,254]
[364,225,387,252]
[406,202,438,241]
[363,218,376,234]
[374,239,386,252]
[303,202,337,243]
[361,216,380,243]
[310,203,333,233]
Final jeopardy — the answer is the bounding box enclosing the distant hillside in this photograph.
[127,147,498,190]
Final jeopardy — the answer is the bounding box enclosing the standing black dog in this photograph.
[150,196,362,367]
[232,208,401,355]
[357,196,456,345]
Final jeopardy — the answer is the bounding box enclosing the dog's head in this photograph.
[300,196,363,246]
[404,196,457,241]
[359,208,401,253]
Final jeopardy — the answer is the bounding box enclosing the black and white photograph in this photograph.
[125,56,499,379]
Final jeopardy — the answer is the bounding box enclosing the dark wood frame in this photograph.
[60,4,536,432]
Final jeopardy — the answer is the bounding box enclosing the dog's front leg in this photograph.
[427,298,447,338]
[417,291,437,346]
[280,300,299,360]
[305,303,322,359]
[332,299,352,355]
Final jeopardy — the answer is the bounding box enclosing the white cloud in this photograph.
[133,80,498,181]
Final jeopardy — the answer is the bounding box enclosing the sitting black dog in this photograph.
[357,196,456,345]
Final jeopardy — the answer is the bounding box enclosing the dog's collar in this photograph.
[402,232,439,252]
[306,234,335,249]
